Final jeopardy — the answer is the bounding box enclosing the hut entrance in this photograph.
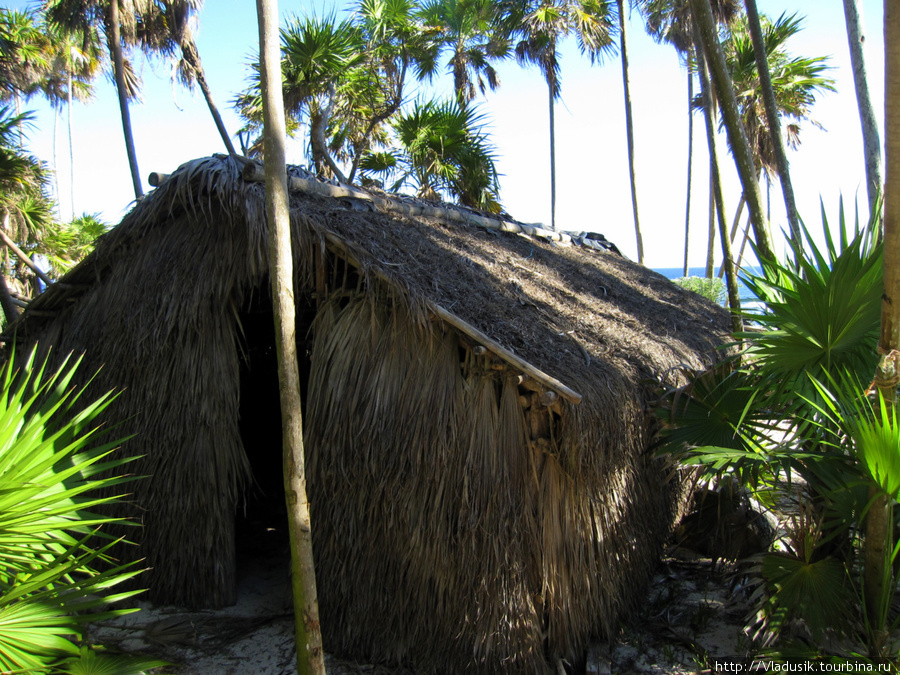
[235,277,315,570]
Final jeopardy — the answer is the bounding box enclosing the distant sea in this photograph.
[654,267,712,281]
[652,266,762,281]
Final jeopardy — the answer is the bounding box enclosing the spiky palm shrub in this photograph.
[40,213,108,280]
[360,98,502,211]
[0,347,165,674]
[656,201,893,657]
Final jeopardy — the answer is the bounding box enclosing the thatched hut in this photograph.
[5,154,729,673]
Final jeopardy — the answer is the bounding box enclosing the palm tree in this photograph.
[0,107,53,321]
[743,0,799,246]
[144,0,237,155]
[615,0,644,262]
[842,0,882,223]
[512,0,615,231]
[237,2,432,184]
[364,98,501,210]
[723,13,833,194]
[643,0,738,276]
[32,19,102,219]
[43,0,153,201]
[644,0,695,275]
[0,9,50,107]
[345,0,434,181]
[689,0,774,264]
[691,16,742,326]
[41,212,107,278]
[870,0,900,648]
[235,13,363,177]
[416,0,510,103]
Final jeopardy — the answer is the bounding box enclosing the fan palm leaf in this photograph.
[739,200,882,398]
[0,347,148,673]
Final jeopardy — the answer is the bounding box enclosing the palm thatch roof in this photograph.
[4,154,730,673]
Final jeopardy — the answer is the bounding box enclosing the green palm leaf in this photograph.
[740,200,882,398]
[58,646,169,675]
[0,346,147,673]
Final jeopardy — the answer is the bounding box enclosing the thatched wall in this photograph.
[305,294,679,673]
[5,155,731,671]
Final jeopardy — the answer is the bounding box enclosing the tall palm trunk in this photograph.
[53,105,61,220]
[718,195,745,278]
[690,0,775,265]
[180,31,236,156]
[683,64,694,277]
[695,21,741,330]
[67,69,75,219]
[744,0,800,248]
[867,0,900,653]
[617,0,643,262]
[695,34,718,280]
[706,177,715,277]
[255,1,325,673]
[548,75,557,231]
[843,0,883,221]
[107,0,143,200]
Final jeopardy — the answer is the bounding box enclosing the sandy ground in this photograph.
[87,544,754,675]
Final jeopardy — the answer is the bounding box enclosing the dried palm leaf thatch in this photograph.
[1,155,731,670]
[307,294,546,672]
[305,289,691,673]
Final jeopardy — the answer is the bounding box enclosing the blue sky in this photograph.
[8,0,886,268]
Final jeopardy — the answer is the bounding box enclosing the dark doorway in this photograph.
[234,278,315,570]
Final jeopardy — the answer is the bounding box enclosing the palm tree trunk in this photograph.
[106,0,143,200]
[695,22,741,330]
[744,0,800,248]
[256,1,325,673]
[52,105,61,220]
[617,0,643,263]
[0,270,19,325]
[714,177,742,332]
[549,77,557,232]
[867,0,900,653]
[180,32,237,156]
[703,178,717,279]
[690,0,774,265]
[67,69,75,220]
[695,30,717,280]
[718,195,745,278]
[0,213,19,325]
[843,0,883,221]
[0,228,52,287]
[310,94,349,184]
[706,176,715,278]
[735,211,752,269]
[347,58,408,183]
[683,65,694,278]
[730,194,746,244]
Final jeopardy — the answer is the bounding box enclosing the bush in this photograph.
[673,275,727,305]
[657,202,896,660]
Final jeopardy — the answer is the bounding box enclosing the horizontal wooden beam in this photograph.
[240,162,571,244]
[322,232,583,405]
[429,304,583,404]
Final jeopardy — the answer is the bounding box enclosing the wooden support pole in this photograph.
[148,172,169,187]
[431,304,583,404]
[256,0,325,672]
